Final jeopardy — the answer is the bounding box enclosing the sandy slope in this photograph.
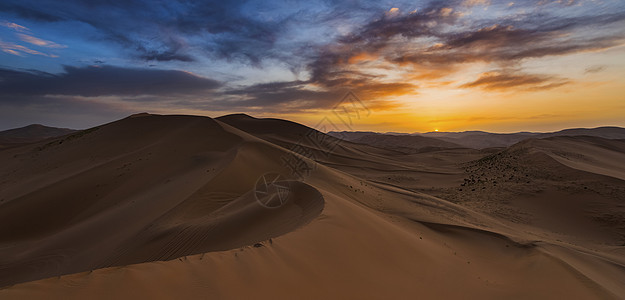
[1,193,616,299]
[1,114,625,299]
[513,136,625,181]
[438,136,625,241]
[0,124,76,149]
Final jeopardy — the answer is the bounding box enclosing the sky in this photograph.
[0,0,624,133]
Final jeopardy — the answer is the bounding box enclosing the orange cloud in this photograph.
[17,34,67,49]
[347,52,378,64]
[460,70,570,91]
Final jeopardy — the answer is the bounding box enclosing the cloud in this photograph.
[0,65,222,98]
[138,50,194,62]
[388,14,624,67]
[0,0,291,64]
[584,65,606,74]
[0,39,58,57]
[390,23,624,68]
[220,78,415,113]
[206,0,621,111]
[224,81,342,110]
[460,70,570,91]
[0,20,29,31]
[386,8,400,18]
[463,0,490,6]
[303,0,625,98]
[17,33,66,48]
[3,0,624,70]
[0,3,64,22]
[538,0,580,6]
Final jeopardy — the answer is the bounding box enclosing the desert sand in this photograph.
[0,125,75,150]
[1,113,624,299]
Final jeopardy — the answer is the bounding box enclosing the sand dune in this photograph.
[513,136,625,181]
[0,124,76,149]
[1,114,624,299]
[0,114,322,286]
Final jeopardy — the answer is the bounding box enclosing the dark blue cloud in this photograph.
[0,65,221,97]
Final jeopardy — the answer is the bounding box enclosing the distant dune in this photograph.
[330,126,625,149]
[0,124,76,149]
[350,133,464,153]
[1,114,624,299]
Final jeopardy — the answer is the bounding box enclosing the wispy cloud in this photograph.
[584,65,607,74]
[0,20,29,31]
[17,33,66,48]
[0,39,58,57]
[460,70,570,91]
[1,19,65,56]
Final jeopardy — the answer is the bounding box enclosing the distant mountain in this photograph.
[429,126,625,149]
[326,131,380,141]
[350,133,463,153]
[0,124,76,148]
[421,132,539,149]
[330,126,625,149]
